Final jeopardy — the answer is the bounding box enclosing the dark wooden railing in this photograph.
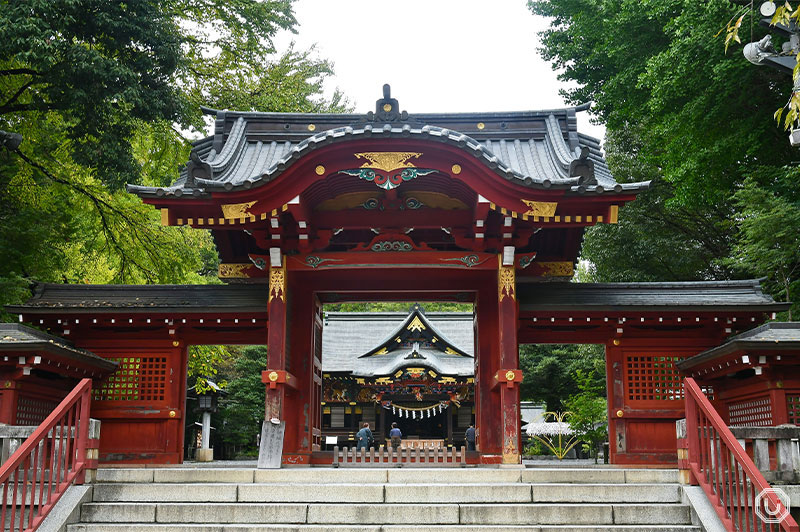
[0,378,92,532]
[685,377,799,532]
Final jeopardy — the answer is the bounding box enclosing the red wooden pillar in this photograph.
[475,272,501,462]
[0,375,18,424]
[497,257,521,464]
[263,259,290,424]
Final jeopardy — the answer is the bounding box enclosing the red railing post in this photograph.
[0,378,94,532]
[684,377,800,532]
[685,389,700,485]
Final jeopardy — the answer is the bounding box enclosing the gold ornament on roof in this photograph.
[354,152,422,172]
[407,316,426,332]
[221,201,257,219]
[541,262,574,277]
[521,199,558,218]
[218,263,250,278]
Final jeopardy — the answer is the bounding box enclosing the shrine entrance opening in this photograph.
[319,299,475,451]
[270,265,520,465]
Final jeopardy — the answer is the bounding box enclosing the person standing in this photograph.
[465,424,476,451]
[356,422,373,450]
[389,422,402,449]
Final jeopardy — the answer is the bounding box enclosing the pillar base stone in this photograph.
[195,448,214,462]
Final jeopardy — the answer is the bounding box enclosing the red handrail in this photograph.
[0,378,92,532]
[685,377,799,532]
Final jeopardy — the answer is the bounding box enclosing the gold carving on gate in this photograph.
[505,370,516,381]
[221,201,257,219]
[541,261,574,277]
[267,371,279,382]
[503,437,518,463]
[521,199,558,218]
[269,265,286,303]
[354,152,422,172]
[373,347,388,355]
[498,263,516,301]
[407,316,426,332]
[218,263,251,278]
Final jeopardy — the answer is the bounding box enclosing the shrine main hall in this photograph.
[2,87,787,466]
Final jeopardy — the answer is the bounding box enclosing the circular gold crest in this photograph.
[477,122,485,130]
[383,103,392,112]
[4,380,11,388]
[451,164,462,175]
[307,124,316,131]
[505,370,516,381]
[172,341,180,347]
[612,338,621,346]
[268,371,279,382]
[169,410,177,418]
[315,165,325,176]
[616,410,624,418]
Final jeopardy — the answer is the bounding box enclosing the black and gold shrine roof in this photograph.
[127,86,649,200]
[322,306,474,378]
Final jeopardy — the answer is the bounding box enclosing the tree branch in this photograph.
[0,68,39,77]
[1,79,36,111]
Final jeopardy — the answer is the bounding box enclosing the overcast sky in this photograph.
[274,0,605,141]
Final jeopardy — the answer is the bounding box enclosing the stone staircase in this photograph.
[65,467,702,532]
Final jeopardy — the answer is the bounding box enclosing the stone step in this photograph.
[94,467,679,485]
[78,502,692,526]
[90,481,682,504]
[67,525,700,532]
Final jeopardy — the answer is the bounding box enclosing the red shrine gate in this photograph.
[6,87,788,465]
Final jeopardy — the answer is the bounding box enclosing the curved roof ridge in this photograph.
[127,119,650,199]
[545,114,574,168]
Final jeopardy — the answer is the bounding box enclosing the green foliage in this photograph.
[189,345,231,393]
[519,344,604,412]
[0,0,295,188]
[324,302,474,313]
[565,369,608,463]
[727,172,800,318]
[214,346,268,452]
[530,0,800,308]
[0,0,347,324]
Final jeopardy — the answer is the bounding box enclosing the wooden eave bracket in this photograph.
[261,369,299,390]
[492,369,523,390]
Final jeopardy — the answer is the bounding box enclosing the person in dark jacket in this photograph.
[389,422,402,449]
[356,422,373,450]
[465,424,476,451]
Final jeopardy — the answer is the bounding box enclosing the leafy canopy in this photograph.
[531,0,800,316]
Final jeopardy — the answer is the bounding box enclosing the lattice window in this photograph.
[457,406,472,427]
[729,397,773,426]
[788,395,800,425]
[626,354,684,401]
[93,356,167,401]
[330,406,345,428]
[16,395,58,424]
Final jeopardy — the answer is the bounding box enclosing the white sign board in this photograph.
[257,419,285,469]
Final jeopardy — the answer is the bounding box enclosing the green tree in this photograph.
[727,173,800,319]
[565,369,608,463]
[213,346,268,454]
[519,344,604,411]
[530,0,800,311]
[0,0,295,188]
[0,1,348,317]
